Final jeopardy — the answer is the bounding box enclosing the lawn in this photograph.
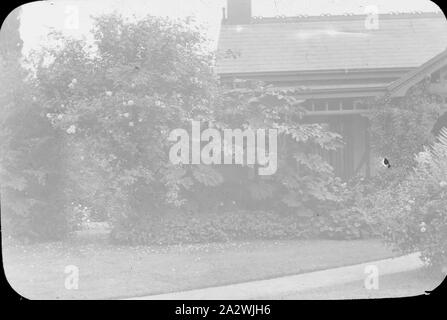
[2,232,400,300]
[270,269,444,299]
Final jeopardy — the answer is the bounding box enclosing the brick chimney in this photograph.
[226,0,252,24]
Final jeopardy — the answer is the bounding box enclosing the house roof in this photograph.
[216,12,447,75]
[388,48,447,97]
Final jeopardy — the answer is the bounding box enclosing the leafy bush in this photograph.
[309,208,374,240]
[110,204,375,245]
[304,178,378,240]
[367,82,441,186]
[110,209,347,245]
[371,129,447,270]
[180,81,346,215]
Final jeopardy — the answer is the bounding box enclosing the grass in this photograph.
[271,269,444,299]
[2,233,400,300]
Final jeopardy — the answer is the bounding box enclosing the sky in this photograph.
[13,0,444,54]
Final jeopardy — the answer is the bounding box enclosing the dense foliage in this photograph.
[9,12,443,246]
[183,81,345,213]
[1,13,349,242]
[369,129,447,270]
[112,80,348,244]
[352,82,447,270]
[367,81,442,185]
[33,15,217,232]
[1,9,73,240]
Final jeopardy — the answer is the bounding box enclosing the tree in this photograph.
[32,14,218,233]
[1,8,70,240]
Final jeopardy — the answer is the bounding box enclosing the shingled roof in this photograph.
[216,12,447,75]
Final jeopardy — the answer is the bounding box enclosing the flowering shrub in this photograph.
[372,129,447,270]
[31,14,218,236]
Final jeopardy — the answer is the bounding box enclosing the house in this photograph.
[216,0,447,179]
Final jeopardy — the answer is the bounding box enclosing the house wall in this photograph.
[219,73,384,180]
[304,113,370,180]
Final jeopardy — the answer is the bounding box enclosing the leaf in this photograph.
[294,153,333,174]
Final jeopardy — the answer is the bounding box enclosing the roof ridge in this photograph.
[242,11,444,24]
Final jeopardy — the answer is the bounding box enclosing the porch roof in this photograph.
[388,48,447,97]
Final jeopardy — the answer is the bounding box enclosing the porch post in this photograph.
[365,117,371,178]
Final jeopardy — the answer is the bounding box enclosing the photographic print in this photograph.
[0,0,446,303]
